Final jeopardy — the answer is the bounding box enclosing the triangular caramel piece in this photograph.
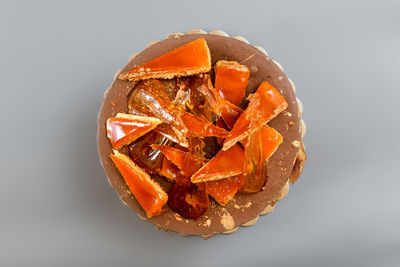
[222,81,288,151]
[191,144,244,183]
[110,150,168,218]
[207,175,243,205]
[119,38,211,81]
[106,113,162,149]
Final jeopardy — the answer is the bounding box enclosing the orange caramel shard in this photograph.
[214,60,250,106]
[191,144,245,183]
[260,125,283,160]
[222,81,288,151]
[119,38,211,81]
[198,76,243,129]
[110,150,168,218]
[159,157,180,182]
[179,111,229,138]
[207,175,243,206]
[106,113,162,149]
[151,144,187,171]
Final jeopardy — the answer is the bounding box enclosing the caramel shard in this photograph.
[198,77,243,129]
[242,125,283,161]
[214,60,250,105]
[110,150,167,218]
[222,81,288,151]
[260,125,283,160]
[151,144,187,170]
[289,142,306,184]
[220,99,243,129]
[106,113,162,149]
[168,177,209,219]
[207,175,243,205]
[179,111,229,138]
[159,157,180,182]
[191,144,245,183]
[241,98,267,192]
[119,38,211,81]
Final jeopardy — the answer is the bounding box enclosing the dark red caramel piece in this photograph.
[128,131,171,174]
[214,60,250,106]
[106,113,162,149]
[207,175,243,206]
[119,38,211,81]
[168,177,209,220]
[110,151,167,218]
[223,81,288,151]
[191,144,245,183]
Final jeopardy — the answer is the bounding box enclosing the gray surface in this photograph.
[0,0,399,266]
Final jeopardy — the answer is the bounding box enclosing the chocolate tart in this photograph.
[97,30,306,238]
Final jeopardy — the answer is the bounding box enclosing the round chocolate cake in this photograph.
[97,30,306,238]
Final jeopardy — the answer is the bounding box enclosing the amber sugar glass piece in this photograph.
[198,76,243,129]
[191,144,245,183]
[151,144,205,176]
[179,111,228,138]
[168,176,209,219]
[151,144,188,171]
[214,60,250,106]
[223,81,288,151]
[153,124,188,148]
[127,80,178,125]
[119,38,211,81]
[159,157,180,182]
[207,175,243,206]
[128,131,171,175]
[242,98,267,193]
[106,113,162,149]
[110,151,168,218]
[174,74,215,122]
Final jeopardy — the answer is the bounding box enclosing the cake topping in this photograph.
[119,38,211,81]
[108,39,289,219]
[191,144,245,183]
[207,175,243,205]
[110,150,168,218]
[106,113,162,149]
[214,60,250,106]
[222,81,288,151]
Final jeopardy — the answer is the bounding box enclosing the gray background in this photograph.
[1,0,399,266]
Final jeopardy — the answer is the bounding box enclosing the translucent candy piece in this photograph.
[167,177,209,219]
[128,131,171,174]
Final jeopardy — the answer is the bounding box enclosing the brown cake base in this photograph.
[97,30,306,238]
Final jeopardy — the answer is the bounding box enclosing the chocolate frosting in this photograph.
[97,34,302,236]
